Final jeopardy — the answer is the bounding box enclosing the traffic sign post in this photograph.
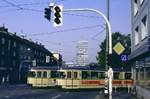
[121,54,128,62]
[108,67,113,99]
[113,42,125,55]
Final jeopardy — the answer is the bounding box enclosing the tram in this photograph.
[56,66,105,89]
[27,66,60,87]
[27,66,133,89]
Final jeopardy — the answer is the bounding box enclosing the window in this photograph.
[141,15,148,40]
[43,71,47,78]
[67,71,71,78]
[114,72,119,79]
[13,51,16,57]
[91,72,98,79]
[74,72,78,79]
[60,72,66,78]
[8,40,11,50]
[1,38,5,44]
[28,71,36,78]
[135,26,139,45]
[51,71,59,78]
[0,59,4,65]
[134,0,138,16]
[125,73,132,79]
[14,41,16,47]
[37,71,42,78]
[82,71,90,79]
[1,48,4,55]
[12,60,16,66]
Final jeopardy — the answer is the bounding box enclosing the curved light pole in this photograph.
[63,8,112,55]
[63,8,112,99]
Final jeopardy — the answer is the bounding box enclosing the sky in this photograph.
[0,0,131,63]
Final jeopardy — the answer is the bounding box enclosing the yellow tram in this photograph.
[27,67,59,87]
[56,66,105,89]
[27,66,133,89]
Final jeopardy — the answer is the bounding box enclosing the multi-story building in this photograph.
[129,0,150,99]
[0,26,58,84]
[76,41,88,66]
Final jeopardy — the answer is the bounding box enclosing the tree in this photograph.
[97,32,131,69]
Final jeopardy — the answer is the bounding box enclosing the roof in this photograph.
[30,66,103,71]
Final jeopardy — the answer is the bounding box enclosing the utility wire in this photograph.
[1,1,103,19]
[64,12,102,19]
[91,27,106,41]
[28,24,103,36]
[0,2,49,8]
[2,0,23,9]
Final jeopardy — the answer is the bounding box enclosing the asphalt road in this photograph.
[0,84,137,99]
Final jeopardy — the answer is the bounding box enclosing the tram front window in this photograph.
[28,71,36,78]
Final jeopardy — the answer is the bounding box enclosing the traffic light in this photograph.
[44,8,51,21]
[53,5,63,27]
[106,54,112,66]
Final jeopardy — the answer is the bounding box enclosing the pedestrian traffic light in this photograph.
[53,5,63,27]
[44,8,51,21]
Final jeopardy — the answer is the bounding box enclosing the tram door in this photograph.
[72,71,80,89]
[36,71,42,87]
[66,71,80,89]
[66,71,72,88]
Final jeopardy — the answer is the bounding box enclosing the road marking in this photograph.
[5,96,10,98]
[65,92,69,94]
[51,94,61,99]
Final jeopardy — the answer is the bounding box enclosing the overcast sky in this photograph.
[0,0,131,63]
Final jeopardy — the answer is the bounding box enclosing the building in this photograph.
[52,52,62,66]
[129,0,150,99]
[76,41,88,66]
[0,26,58,84]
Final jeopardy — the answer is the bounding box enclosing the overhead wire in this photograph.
[0,2,49,8]
[28,24,103,36]
[1,0,103,18]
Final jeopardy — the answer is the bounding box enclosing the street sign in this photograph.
[121,54,128,62]
[113,42,125,55]
[107,68,113,78]
[107,67,113,98]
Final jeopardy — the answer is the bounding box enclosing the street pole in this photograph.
[63,8,112,55]
[105,0,110,71]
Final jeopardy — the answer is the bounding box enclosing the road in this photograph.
[0,84,137,99]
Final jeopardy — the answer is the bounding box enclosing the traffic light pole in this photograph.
[63,8,112,99]
[63,8,112,55]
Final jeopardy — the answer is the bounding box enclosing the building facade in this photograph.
[129,0,150,99]
[76,41,88,66]
[0,26,58,84]
[52,52,62,66]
